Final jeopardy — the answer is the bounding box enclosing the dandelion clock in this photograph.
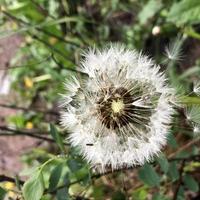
[60,44,175,172]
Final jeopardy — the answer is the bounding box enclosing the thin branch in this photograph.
[29,33,75,64]
[51,54,88,76]
[0,126,70,145]
[168,138,200,158]
[30,0,56,19]
[1,153,199,196]
[0,54,52,71]
[2,10,81,47]
[0,126,56,142]
[0,103,59,116]
[0,175,24,185]
[47,154,200,194]
[172,160,185,200]
[2,11,77,64]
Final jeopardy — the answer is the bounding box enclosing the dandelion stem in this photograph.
[179,96,200,105]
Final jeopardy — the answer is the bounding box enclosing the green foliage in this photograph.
[156,154,169,174]
[138,0,162,25]
[167,0,200,25]
[138,163,160,187]
[168,161,179,182]
[56,187,70,200]
[112,191,126,200]
[152,193,170,200]
[22,170,45,200]
[183,174,199,192]
[48,163,64,192]
[132,186,148,200]
[49,124,65,153]
[0,186,7,200]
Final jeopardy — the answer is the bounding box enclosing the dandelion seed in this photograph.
[60,44,175,172]
[185,106,200,124]
[164,36,184,62]
[193,80,200,96]
[193,124,200,138]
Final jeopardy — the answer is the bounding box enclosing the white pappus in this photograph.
[60,44,175,172]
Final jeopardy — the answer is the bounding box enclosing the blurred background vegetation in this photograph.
[0,0,200,199]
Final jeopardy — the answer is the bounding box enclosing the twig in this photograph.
[30,0,56,19]
[172,160,185,200]
[168,138,200,158]
[0,54,52,71]
[47,154,200,194]
[0,103,59,116]
[2,11,77,64]
[2,10,80,47]
[51,54,88,76]
[0,126,70,145]
[0,126,56,142]
[0,175,24,185]
[1,154,199,196]
[30,33,75,64]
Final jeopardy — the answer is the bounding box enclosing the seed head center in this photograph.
[111,99,124,114]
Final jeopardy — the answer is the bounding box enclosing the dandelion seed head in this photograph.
[60,44,175,172]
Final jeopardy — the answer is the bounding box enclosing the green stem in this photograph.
[179,96,200,105]
[183,27,200,40]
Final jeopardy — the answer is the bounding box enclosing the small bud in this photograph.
[152,26,161,36]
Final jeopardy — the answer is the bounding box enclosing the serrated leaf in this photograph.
[138,0,162,24]
[183,174,199,192]
[49,124,65,153]
[48,163,63,191]
[167,0,200,25]
[138,164,160,186]
[22,170,45,200]
[168,161,179,181]
[0,186,7,200]
[156,154,169,173]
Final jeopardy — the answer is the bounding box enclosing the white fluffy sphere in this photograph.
[60,45,175,172]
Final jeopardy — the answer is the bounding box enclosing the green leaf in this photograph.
[138,0,162,24]
[48,163,63,191]
[183,174,199,192]
[49,124,65,153]
[132,186,148,200]
[112,191,126,200]
[167,0,200,25]
[0,186,7,200]
[168,161,179,181]
[56,187,70,200]
[156,154,169,173]
[177,186,184,200]
[22,170,45,200]
[67,159,82,172]
[138,163,160,186]
[167,133,178,148]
